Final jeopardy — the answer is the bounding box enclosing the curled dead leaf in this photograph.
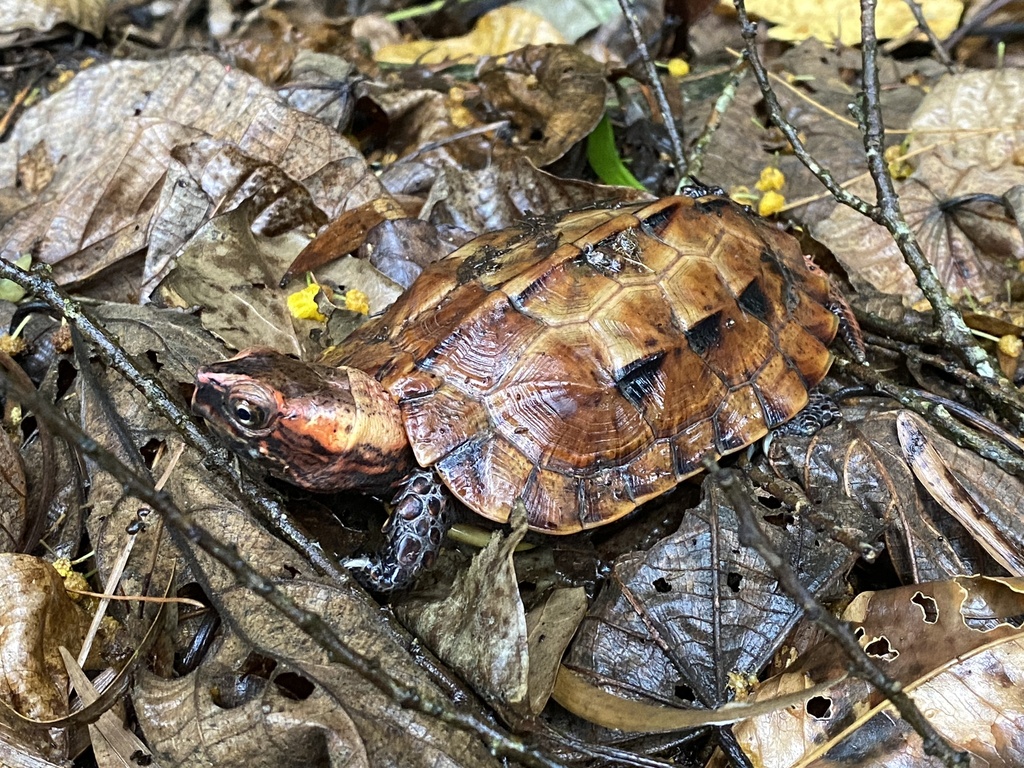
[812,69,1024,305]
[375,7,564,65]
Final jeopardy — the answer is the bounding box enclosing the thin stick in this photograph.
[0,369,568,768]
[705,460,969,768]
[616,0,688,178]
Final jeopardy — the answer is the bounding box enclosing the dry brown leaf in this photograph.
[812,69,1024,304]
[136,633,371,768]
[0,556,90,720]
[0,54,387,299]
[158,205,314,368]
[375,7,564,65]
[132,503,500,767]
[283,197,406,283]
[897,411,1024,576]
[0,424,26,552]
[421,155,650,234]
[477,45,606,166]
[525,588,588,715]
[691,40,931,223]
[729,577,1024,767]
[736,0,962,46]
[0,555,92,761]
[59,648,155,767]
[565,474,876,712]
[766,403,998,583]
[0,0,108,37]
[395,518,531,714]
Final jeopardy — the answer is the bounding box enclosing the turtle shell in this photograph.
[325,195,840,534]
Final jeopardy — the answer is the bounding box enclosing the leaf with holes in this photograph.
[731,576,1024,766]
[563,474,860,709]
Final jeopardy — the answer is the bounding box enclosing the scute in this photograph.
[329,195,846,533]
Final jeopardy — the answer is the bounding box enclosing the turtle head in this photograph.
[193,348,412,493]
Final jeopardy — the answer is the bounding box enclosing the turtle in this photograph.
[192,189,864,591]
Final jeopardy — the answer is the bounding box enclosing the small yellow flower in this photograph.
[52,557,73,579]
[450,104,475,129]
[755,167,785,193]
[758,190,786,216]
[344,288,370,315]
[667,58,690,78]
[287,284,327,323]
[884,144,913,179]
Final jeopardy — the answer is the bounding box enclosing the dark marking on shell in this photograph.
[639,201,683,237]
[695,197,732,216]
[615,353,667,410]
[685,312,722,355]
[456,244,508,284]
[737,279,769,322]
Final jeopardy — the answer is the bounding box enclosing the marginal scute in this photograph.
[329,194,847,533]
[436,435,534,524]
[400,384,490,466]
[671,419,717,478]
[752,351,812,428]
[714,385,768,453]
[623,440,676,504]
[522,467,581,532]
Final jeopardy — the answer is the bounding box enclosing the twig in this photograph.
[616,0,688,179]
[902,0,956,69]
[834,356,1024,480]
[686,55,748,180]
[0,357,568,768]
[731,4,877,218]
[942,0,1015,55]
[704,460,970,768]
[865,333,1024,434]
[0,259,351,583]
[854,0,1003,383]
[733,0,1021,409]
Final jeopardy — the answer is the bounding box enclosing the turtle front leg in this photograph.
[346,468,454,592]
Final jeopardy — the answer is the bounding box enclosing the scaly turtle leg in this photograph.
[346,468,454,592]
[776,390,843,437]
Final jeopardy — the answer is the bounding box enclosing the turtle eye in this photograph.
[232,400,264,428]
[226,387,275,431]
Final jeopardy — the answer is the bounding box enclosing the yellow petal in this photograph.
[288,284,327,322]
[344,288,370,315]
[758,190,786,217]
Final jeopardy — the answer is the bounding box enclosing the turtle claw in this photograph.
[344,556,407,593]
[679,178,727,199]
[348,468,454,592]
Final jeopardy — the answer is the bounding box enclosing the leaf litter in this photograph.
[1,1,1023,767]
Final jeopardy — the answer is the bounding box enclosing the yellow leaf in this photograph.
[376,7,564,65]
[735,0,963,46]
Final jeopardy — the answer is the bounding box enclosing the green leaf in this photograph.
[0,254,32,302]
[586,115,646,190]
